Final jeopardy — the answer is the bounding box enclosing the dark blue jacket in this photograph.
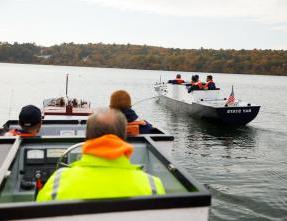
[207,82,216,90]
[121,108,153,134]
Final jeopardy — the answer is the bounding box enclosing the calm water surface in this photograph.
[0,63,287,221]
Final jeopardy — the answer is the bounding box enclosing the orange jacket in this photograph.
[83,134,134,160]
[6,129,36,137]
[175,78,185,84]
[190,81,203,89]
[196,81,203,89]
[127,121,147,136]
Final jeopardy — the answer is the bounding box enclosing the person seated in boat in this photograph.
[54,97,65,107]
[194,75,204,89]
[188,75,204,93]
[168,74,185,84]
[72,98,78,107]
[37,108,165,201]
[5,105,42,137]
[187,75,200,92]
[110,90,153,135]
[204,75,216,90]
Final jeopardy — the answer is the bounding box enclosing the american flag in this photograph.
[225,86,235,105]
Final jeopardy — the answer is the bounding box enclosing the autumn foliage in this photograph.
[0,42,286,75]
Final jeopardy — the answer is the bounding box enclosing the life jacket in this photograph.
[6,129,35,137]
[175,78,185,84]
[37,135,165,201]
[127,121,147,136]
[196,81,204,89]
[190,81,202,89]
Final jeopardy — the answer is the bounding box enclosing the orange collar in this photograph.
[9,129,36,137]
[82,134,134,160]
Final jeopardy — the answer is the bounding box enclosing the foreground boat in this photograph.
[154,82,260,126]
[0,130,211,220]
[0,100,211,220]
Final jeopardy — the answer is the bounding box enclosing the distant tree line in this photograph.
[0,42,286,76]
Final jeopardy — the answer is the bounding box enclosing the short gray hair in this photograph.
[86,108,127,140]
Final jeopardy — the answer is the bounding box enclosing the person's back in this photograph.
[110,90,153,134]
[37,109,165,201]
[5,105,42,137]
[194,74,204,89]
[188,75,200,93]
[168,74,185,84]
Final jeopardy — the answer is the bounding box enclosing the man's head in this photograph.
[206,75,213,81]
[109,90,132,110]
[19,105,42,134]
[176,74,181,79]
[86,108,127,140]
[191,75,197,82]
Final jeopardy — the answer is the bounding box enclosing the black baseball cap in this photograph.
[19,105,42,127]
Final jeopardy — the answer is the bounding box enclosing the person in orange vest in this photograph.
[110,90,153,135]
[204,75,216,90]
[188,75,202,92]
[168,74,185,84]
[37,108,165,201]
[5,105,42,137]
[175,74,185,84]
[194,75,204,89]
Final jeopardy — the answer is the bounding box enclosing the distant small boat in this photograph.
[43,74,93,117]
[154,82,260,126]
[43,97,93,116]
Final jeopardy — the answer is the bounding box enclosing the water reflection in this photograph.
[169,114,258,151]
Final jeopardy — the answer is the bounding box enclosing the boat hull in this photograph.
[1,206,209,221]
[158,95,260,126]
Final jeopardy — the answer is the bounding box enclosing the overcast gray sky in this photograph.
[1,0,287,49]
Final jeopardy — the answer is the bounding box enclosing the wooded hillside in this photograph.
[0,42,286,75]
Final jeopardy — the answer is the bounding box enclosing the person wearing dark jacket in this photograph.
[5,105,42,137]
[109,90,153,134]
[204,75,216,90]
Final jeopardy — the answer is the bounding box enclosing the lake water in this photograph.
[1,63,287,221]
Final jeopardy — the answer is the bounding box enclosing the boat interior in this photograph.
[2,119,165,137]
[0,120,211,219]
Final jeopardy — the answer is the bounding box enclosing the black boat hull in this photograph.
[158,95,260,126]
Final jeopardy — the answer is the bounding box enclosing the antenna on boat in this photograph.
[65,74,69,99]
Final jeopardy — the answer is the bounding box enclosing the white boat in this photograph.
[154,82,260,126]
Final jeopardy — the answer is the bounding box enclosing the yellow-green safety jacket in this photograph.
[37,154,165,201]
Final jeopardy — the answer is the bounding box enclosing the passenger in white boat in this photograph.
[204,75,216,90]
[37,108,165,201]
[188,75,204,92]
[168,74,185,84]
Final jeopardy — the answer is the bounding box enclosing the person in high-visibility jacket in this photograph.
[37,108,165,201]
[5,105,42,137]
